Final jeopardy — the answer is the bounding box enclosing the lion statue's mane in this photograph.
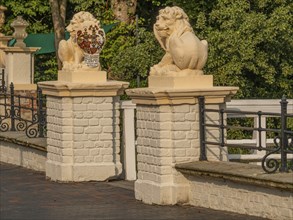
[150,6,208,76]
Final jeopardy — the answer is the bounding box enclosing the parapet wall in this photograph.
[176,161,293,220]
[0,132,46,171]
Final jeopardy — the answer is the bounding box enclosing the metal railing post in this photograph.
[37,86,44,138]
[220,109,225,147]
[10,83,16,131]
[279,95,288,172]
[1,69,5,92]
[199,96,207,161]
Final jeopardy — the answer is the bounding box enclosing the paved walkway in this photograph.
[0,162,266,220]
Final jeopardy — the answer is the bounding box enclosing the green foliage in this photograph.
[192,0,293,98]
[109,28,163,86]
[136,0,169,29]
[227,118,254,140]
[68,0,115,23]
[34,53,58,83]
[167,0,217,26]
[2,0,52,34]
[100,22,137,70]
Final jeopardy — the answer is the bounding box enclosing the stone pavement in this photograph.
[0,162,266,220]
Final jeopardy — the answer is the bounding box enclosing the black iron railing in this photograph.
[199,96,293,173]
[0,69,6,93]
[0,82,46,138]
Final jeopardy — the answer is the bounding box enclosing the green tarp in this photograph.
[8,23,118,55]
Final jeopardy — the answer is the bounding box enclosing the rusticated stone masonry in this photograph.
[46,95,121,181]
[135,102,227,205]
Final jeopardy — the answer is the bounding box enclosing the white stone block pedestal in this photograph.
[126,87,238,205]
[39,80,129,181]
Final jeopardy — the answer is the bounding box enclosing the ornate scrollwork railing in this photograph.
[199,96,293,174]
[261,136,293,173]
[0,82,46,138]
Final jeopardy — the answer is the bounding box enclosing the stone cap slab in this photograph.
[2,47,40,53]
[38,80,129,97]
[175,161,293,191]
[13,84,37,91]
[126,86,238,105]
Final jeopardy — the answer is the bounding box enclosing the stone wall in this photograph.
[189,175,292,220]
[0,140,46,171]
[176,161,293,220]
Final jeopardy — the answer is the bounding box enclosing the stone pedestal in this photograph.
[58,69,107,83]
[2,47,39,85]
[38,80,129,181]
[148,75,213,89]
[126,86,238,205]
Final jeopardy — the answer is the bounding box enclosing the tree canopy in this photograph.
[1,0,292,98]
[200,0,293,98]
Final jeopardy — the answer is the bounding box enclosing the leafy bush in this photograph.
[109,27,163,87]
[194,0,293,98]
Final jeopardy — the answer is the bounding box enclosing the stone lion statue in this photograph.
[150,6,208,76]
[58,11,105,71]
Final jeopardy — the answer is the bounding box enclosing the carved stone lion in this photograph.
[58,11,104,71]
[150,6,208,76]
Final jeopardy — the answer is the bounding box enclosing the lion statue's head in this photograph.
[66,11,100,38]
[154,6,193,51]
